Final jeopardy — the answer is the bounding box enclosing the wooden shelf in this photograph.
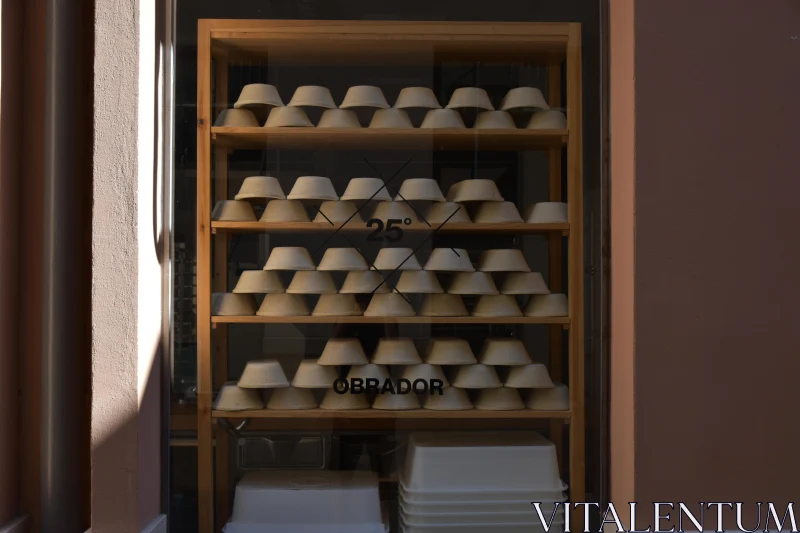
[211,127,568,151]
[211,221,569,235]
[212,316,570,325]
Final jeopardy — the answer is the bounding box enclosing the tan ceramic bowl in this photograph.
[317,248,369,271]
[525,294,569,317]
[371,338,422,365]
[475,387,525,410]
[315,201,363,224]
[500,87,549,111]
[364,293,415,317]
[526,383,569,410]
[260,200,310,223]
[473,111,516,129]
[291,360,338,389]
[368,108,414,129]
[425,202,471,224]
[525,202,569,223]
[372,248,421,271]
[401,364,449,387]
[478,338,532,366]
[287,85,337,108]
[372,393,420,411]
[500,272,551,295]
[424,248,474,272]
[418,294,468,317]
[256,294,310,317]
[238,360,290,389]
[420,109,466,129]
[527,110,567,129]
[423,387,472,411]
[214,108,259,127]
[340,178,391,201]
[451,364,502,389]
[264,106,313,127]
[446,87,494,110]
[233,271,285,294]
[394,87,442,109]
[424,338,477,365]
[211,293,257,316]
[396,271,443,294]
[287,176,338,202]
[347,363,391,382]
[446,179,504,203]
[395,179,445,202]
[473,202,523,223]
[263,247,315,271]
[447,272,498,295]
[211,200,256,222]
[504,364,554,389]
[340,85,389,109]
[312,294,363,317]
[371,201,419,223]
[317,109,361,128]
[320,389,370,410]
[340,271,390,294]
[287,271,337,295]
[235,83,284,108]
[213,382,264,411]
[318,338,369,366]
[267,387,318,410]
[472,295,523,317]
[235,176,286,201]
[477,249,530,272]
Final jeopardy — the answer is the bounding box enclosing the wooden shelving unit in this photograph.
[196,19,584,533]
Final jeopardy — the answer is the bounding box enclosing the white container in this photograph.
[402,432,564,491]
[477,249,530,272]
[372,338,422,365]
[348,364,391,382]
[447,272,498,295]
[451,364,502,389]
[233,271,284,294]
[424,248,474,272]
[372,248,421,271]
[340,271,391,294]
[500,272,550,295]
[396,179,445,202]
[312,294,363,317]
[371,201,419,224]
[446,87,494,110]
[473,202,523,223]
[227,470,383,533]
[287,176,338,202]
[396,271,443,294]
[212,200,257,221]
[365,293,416,317]
[373,393,420,411]
[212,293,257,316]
[256,294,310,317]
[287,271,337,295]
[446,180,503,203]
[401,505,564,526]
[420,109,466,129]
[341,178,391,201]
[267,387,318,410]
[472,295,523,317]
[401,364,449,388]
[318,338,368,366]
[317,247,369,271]
[473,111,516,129]
[315,201,363,224]
[395,87,442,109]
[527,383,569,411]
[235,176,286,201]
[287,85,337,108]
[474,387,525,411]
[505,364,554,389]
[398,516,563,533]
[423,387,472,411]
[263,247,315,271]
[264,106,314,128]
[425,202,470,224]
[418,294,468,317]
[238,360,290,389]
[214,382,264,411]
[369,108,414,129]
[320,389,371,410]
[260,200,310,223]
[500,87,549,111]
[291,360,338,389]
[525,202,569,223]
[317,109,362,128]
[398,482,567,504]
[478,338,531,366]
[424,339,476,365]
[341,85,389,109]
[524,294,569,317]
[398,490,564,513]
[235,84,284,109]
[527,110,567,129]
[215,108,259,127]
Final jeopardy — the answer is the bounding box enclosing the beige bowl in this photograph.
[423,387,472,410]
[214,108,259,127]
[267,387,318,410]
[317,248,369,271]
[525,202,569,223]
[527,383,569,410]
[373,393,420,411]
[371,201,419,223]
[401,364,449,387]
[292,360,338,389]
[287,85,337,108]
[479,338,532,366]
[368,108,413,129]
[501,272,551,295]
[505,364,554,388]
[475,387,525,410]
[527,110,567,129]
[477,249,530,272]
[348,363,391,382]
[500,87,549,111]
[263,247,315,271]
[396,271,443,294]
[238,360,290,389]
[395,87,441,109]
[524,294,569,317]
[340,271,391,294]
[213,382,264,411]
[446,87,494,110]
[446,179,504,203]
[318,338,368,366]
[233,271,285,294]
[260,200,310,223]
[211,200,256,221]
[256,294,310,317]
[419,294,468,317]
[235,176,286,201]
[371,338,422,365]
[340,85,389,109]
[472,295,523,317]
[473,111,516,129]
[364,293,415,317]
[287,176,338,202]
[312,294,363,317]
[212,293,257,316]
[264,106,313,127]
[315,201,363,224]
[320,389,370,410]
[424,248,474,272]
[395,179,445,202]
[235,83,284,108]
[447,272,498,295]
[287,271,337,295]
[473,201,523,223]
[420,109,466,129]
[425,202,471,224]
[451,364,502,389]
[340,178,391,201]
[372,248,421,271]
[424,338,477,365]
[317,109,361,128]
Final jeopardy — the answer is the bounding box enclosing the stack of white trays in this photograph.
[224,470,388,533]
[399,432,567,533]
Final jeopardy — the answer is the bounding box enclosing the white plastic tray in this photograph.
[400,503,564,525]
[224,523,385,533]
[398,477,567,503]
[400,515,564,533]
[399,489,564,514]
